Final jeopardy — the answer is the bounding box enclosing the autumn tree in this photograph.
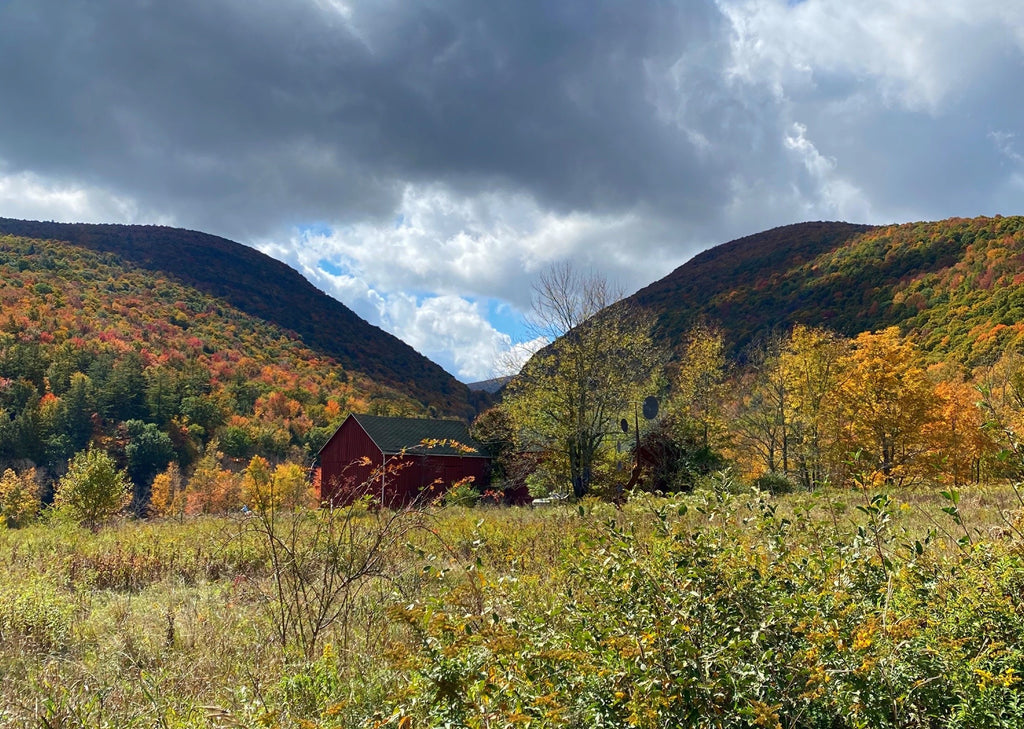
[149,462,186,519]
[242,456,314,511]
[975,349,1024,481]
[730,332,789,477]
[673,322,729,453]
[0,467,40,528]
[503,264,661,499]
[779,325,849,489]
[840,327,937,485]
[926,377,994,486]
[184,442,241,514]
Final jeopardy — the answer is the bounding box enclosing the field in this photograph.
[3,481,1024,728]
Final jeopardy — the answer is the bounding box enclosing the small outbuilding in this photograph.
[317,413,491,507]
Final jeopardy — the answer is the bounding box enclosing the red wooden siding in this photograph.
[318,416,382,505]
[318,415,492,507]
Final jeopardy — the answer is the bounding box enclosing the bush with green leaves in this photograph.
[442,479,480,508]
[54,448,132,530]
[752,471,798,495]
[382,488,1024,728]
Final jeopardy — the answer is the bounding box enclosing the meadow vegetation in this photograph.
[2,481,1024,727]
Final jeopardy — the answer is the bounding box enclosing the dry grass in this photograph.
[0,484,1022,727]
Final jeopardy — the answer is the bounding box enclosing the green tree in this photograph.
[104,351,148,422]
[503,264,661,499]
[54,372,95,454]
[470,406,519,487]
[54,448,132,530]
[145,366,180,426]
[124,419,176,511]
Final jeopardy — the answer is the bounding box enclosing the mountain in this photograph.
[0,228,460,477]
[466,376,513,394]
[0,218,485,418]
[622,216,1024,367]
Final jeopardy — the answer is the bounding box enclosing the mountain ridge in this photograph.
[0,218,484,418]
[619,215,1024,367]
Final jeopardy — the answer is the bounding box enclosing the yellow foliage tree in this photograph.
[778,325,849,489]
[839,327,937,485]
[242,456,314,511]
[674,322,729,452]
[0,467,40,528]
[149,462,186,519]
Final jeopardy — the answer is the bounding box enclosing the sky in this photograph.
[1,0,1022,382]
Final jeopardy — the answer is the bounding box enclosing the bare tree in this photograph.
[503,263,661,499]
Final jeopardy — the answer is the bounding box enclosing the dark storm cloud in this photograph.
[0,0,758,240]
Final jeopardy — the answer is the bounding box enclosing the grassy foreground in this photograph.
[2,482,1024,728]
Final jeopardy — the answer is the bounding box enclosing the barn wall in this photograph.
[320,416,492,507]
[385,454,491,507]
[319,417,381,505]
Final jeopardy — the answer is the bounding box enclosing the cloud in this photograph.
[718,0,1024,112]
[274,184,683,310]
[717,0,1024,218]
[1,0,1023,379]
[376,294,544,383]
[0,163,168,226]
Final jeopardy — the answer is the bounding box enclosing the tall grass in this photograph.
[0,484,1022,727]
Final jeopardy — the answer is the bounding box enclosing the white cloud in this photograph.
[257,182,705,381]
[280,183,678,312]
[0,164,164,225]
[783,122,872,221]
[990,131,1024,166]
[379,294,533,382]
[718,0,1024,112]
[259,229,549,381]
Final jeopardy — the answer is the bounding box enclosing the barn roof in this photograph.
[350,413,489,458]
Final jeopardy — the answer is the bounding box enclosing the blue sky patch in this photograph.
[317,258,346,276]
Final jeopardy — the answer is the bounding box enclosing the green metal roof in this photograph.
[351,413,489,457]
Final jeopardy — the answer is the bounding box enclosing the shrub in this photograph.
[0,575,77,651]
[53,449,132,530]
[443,479,480,508]
[525,468,565,500]
[752,471,798,495]
[695,468,749,495]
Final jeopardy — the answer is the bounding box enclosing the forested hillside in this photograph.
[0,218,485,417]
[628,216,1024,367]
[0,232,426,488]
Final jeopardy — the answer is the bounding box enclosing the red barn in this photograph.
[318,413,491,507]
